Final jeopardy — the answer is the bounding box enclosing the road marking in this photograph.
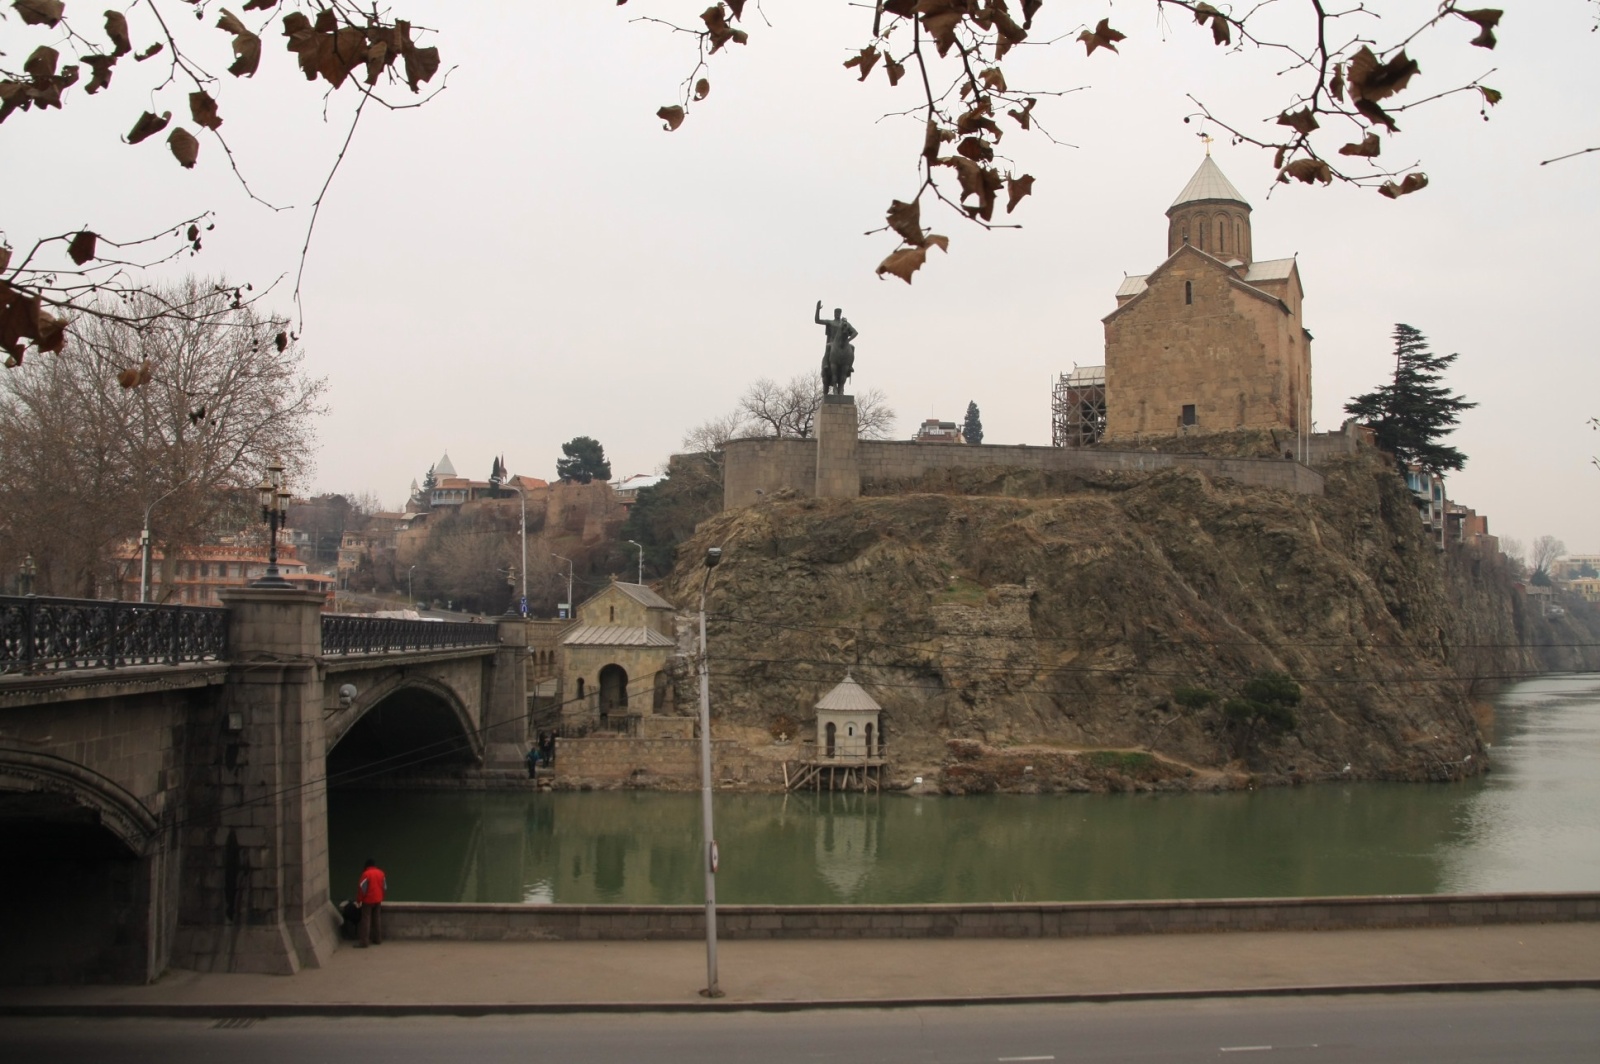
[1219,1047,1273,1053]
[997,1057,1055,1062]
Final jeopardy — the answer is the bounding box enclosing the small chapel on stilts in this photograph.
[786,673,887,794]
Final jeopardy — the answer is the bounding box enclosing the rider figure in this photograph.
[815,301,858,395]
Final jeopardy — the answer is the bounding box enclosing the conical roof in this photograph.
[1169,156,1248,210]
[434,451,457,477]
[815,672,882,712]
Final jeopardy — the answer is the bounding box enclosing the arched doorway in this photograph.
[865,722,875,758]
[598,663,629,729]
[825,721,837,759]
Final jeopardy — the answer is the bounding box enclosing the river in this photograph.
[327,674,1600,904]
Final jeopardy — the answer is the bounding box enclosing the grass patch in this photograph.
[936,576,989,605]
[1084,750,1156,772]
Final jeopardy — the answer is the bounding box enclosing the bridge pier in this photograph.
[477,616,531,779]
[171,589,339,975]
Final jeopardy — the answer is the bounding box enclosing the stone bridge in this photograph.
[0,590,528,984]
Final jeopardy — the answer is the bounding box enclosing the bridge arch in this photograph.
[0,749,165,984]
[325,674,484,783]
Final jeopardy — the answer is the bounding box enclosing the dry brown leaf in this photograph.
[922,119,953,163]
[105,11,133,57]
[401,43,439,92]
[1346,46,1418,104]
[991,8,1027,60]
[135,42,164,62]
[14,0,64,27]
[1328,64,1345,103]
[886,199,923,247]
[82,54,117,94]
[243,0,280,9]
[1354,98,1399,133]
[1279,158,1333,186]
[1276,107,1319,136]
[217,9,262,78]
[23,45,58,81]
[67,230,97,265]
[657,104,685,131]
[701,5,748,53]
[1458,8,1501,49]
[189,90,222,130]
[1078,18,1126,56]
[979,67,1007,93]
[0,246,11,273]
[876,240,945,285]
[1008,98,1036,129]
[844,46,880,81]
[168,127,200,168]
[34,309,66,354]
[117,360,154,389]
[274,331,289,352]
[885,57,905,86]
[957,136,994,163]
[1006,174,1034,214]
[1378,172,1429,199]
[1479,85,1502,106]
[126,110,172,144]
[725,0,746,19]
[1338,133,1381,158]
[923,11,962,57]
[694,78,710,101]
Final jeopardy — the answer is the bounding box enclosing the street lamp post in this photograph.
[627,539,644,585]
[504,565,519,616]
[504,484,528,603]
[408,565,418,604]
[251,460,294,589]
[18,554,36,596]
[139,483,187,604]
[696,545,723,998]
[552,553,573,618]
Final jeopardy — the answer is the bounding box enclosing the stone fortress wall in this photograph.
[720,398,1354,512]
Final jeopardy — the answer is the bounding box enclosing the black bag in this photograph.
[339,900,361,941]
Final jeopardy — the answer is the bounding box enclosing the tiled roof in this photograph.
[815,673,882,712]
[1169,156,1249,209]
[1243,257,1296,283]
[561,624,676,648]
[612,582,675,610]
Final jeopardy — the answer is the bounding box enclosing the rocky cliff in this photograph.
[660,449,1600,792]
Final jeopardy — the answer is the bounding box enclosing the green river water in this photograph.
[327,674,1600,904]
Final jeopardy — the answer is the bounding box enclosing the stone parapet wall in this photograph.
[383,891,1600,941]
[553,735,784,788]
[724,436,1323,509]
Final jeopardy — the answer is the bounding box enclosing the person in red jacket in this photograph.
[356,858,387,947]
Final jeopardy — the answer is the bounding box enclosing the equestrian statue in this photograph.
[815,300,858,396]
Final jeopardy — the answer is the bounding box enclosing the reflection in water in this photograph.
[328,676,1600,904]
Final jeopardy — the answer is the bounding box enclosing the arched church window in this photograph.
[1217,218,1227,255]
[1185,281,1193,305]
[1235,220,1243,255]
[1199,220,1208,250]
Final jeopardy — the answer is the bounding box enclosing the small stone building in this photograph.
[814,673,883,762]
[558,581,676,729]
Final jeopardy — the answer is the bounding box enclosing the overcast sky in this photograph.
[11,2,1599,552]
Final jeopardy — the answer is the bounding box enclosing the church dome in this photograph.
[1168,155,1249,211]
[1166,155,1253,264]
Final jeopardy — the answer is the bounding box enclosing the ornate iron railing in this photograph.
[320,614,500,656]
[0,595,228,674]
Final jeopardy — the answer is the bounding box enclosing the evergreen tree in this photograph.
[1345,324,1476,473]
[418,464,437,511]
[962,400,984,445]
[488,455,504,498]
[556,436,612,484]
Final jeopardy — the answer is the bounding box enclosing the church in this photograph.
[1082,154,1314,455]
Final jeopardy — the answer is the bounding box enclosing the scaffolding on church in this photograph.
[1051,366,1107,448]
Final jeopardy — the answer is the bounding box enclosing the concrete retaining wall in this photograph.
[384,892,1600,941]
[722,436,1323,510]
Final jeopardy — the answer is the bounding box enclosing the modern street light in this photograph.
[18,554,36,597]
[503,483,529,603]
[251,459,294,589]
[552,553,573,618]
[627,539,644,585]
[696,544,723,998]
[139,482,187,603]
[407,564,418,604]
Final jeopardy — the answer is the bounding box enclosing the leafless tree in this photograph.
[1530,535,1567,579]
[0,278,326,597]
[734,371,896,441]
[1499,536,1527,581]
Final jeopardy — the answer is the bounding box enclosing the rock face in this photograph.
[660,450,1600,791]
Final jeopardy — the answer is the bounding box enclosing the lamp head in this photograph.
[704,546,722,569]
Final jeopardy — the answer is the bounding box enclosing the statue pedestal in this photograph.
[815,394,860,499]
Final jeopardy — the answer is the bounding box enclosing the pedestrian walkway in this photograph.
[3,923,1599,1014]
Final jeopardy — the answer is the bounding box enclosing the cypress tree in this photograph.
[1345,324,1476,473]
[962,400,984,445]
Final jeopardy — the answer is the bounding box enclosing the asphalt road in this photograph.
[3,991,1597,1063]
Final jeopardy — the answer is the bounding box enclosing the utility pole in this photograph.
[697,545,724,998]
[628,539,644,585]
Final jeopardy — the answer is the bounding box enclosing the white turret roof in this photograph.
[1169,156,1249,210]
[434,452,457,477]
[815,673,882,712]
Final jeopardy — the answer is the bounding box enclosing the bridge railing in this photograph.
[320,614,500,656]
[0,595,228,674]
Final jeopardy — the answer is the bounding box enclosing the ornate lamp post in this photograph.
[504,564,519,616]
[18,554,36,596]
[251,460,294,589]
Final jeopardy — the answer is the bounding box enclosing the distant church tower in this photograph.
[1101,153,1312,450]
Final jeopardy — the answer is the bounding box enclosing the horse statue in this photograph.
[815,301,858,396]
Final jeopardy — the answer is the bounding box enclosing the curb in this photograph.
[4,979,1599,1018]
